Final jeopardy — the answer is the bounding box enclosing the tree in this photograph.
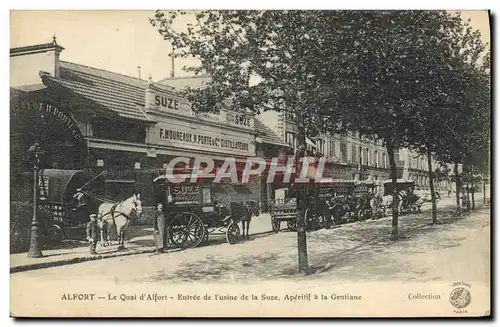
[391,12,490,221]
[434,164,452,193]
[150,10,346,275]
[423,14,490,213]
[312,10,475,238]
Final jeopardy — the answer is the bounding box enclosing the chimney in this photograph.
[10,35,65,87]
[137,66,142,79]
[52,36,63,79]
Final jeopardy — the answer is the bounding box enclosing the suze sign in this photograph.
[155,95,180,110]
[171,184,199,195]
[226,112,252,127]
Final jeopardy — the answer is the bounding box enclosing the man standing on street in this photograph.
[86,214,99,255]
[153,203,167,254]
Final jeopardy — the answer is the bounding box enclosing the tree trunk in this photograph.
[386,143,399,241]
[466,180,471,211]
[295,115,308,275]
[465,164,471,211]
[470,169,475,210]
[454,162,460,213]
[483,180,486,204]
[427,151,437,224]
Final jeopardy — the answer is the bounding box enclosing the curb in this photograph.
[10,247,155,274]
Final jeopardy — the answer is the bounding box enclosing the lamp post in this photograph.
[27,142,45,258]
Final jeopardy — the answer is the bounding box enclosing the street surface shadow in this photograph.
[153,206,477,283]
[207,230,276,246]
[308,207,474,279]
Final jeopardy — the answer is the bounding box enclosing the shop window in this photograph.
[285,132,296,148]
[316,138,325,154]
[351,144,357,163]
[329,140,336,157]
[340,142,347,162]
[93,119,146,144]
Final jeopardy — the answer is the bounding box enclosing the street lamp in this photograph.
[27,142,45,258]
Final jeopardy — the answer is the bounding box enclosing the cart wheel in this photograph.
[358,208,371,221]
[331,204,345,221]
[226,221,240,245]
[287,219,297,231]
[305,208,322,231]
[169,212,205,249]
[47,224,64,244]
[271,217,280,233]
[304,208,314,231]
[311,211,323,231]
[316,214,326,229]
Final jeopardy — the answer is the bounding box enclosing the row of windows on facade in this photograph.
[411,157,433,171]
[283,112,384,146]
[285,132,395,169]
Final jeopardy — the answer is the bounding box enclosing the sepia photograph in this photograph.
[8,8,491,318]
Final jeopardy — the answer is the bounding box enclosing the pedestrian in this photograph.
[153,203,167,254]
[86,213,99,255]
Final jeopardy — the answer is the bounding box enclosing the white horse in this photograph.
[97,194,143,250]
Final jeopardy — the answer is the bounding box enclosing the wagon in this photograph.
[323,180,379,223]
[153,171,255,249]
[382,179,419,214]
[37,169,93,242]
[268,187,298,232]
[326,180,357,224]
[352,181,378,220]
[267,183,332,233]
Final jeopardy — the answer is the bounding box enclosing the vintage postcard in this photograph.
[9,9,491,318]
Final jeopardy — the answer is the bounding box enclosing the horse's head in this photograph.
[247,200,260,217]
[128,193,143,218]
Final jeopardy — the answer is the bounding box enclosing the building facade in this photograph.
[260,108,454,190]
[10,39,288,220]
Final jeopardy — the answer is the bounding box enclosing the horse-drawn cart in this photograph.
[37,169,93,242]
[268,183,331,233]
[268,187,298,232]
[382,179,420,214]
[153,171,259,249]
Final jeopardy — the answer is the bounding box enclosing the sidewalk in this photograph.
[10,241,155,274]
[10,214,275,274]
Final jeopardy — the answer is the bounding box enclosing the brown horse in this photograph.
[230,200,260,239]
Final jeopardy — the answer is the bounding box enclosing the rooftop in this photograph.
[43,60,151,121]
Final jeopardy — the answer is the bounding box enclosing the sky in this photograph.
[10,10,491,83]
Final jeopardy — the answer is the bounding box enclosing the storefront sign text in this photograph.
[155,95,180,110]
[226,113,251,126]
[159,128,249,152]
[18,101,84,141]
